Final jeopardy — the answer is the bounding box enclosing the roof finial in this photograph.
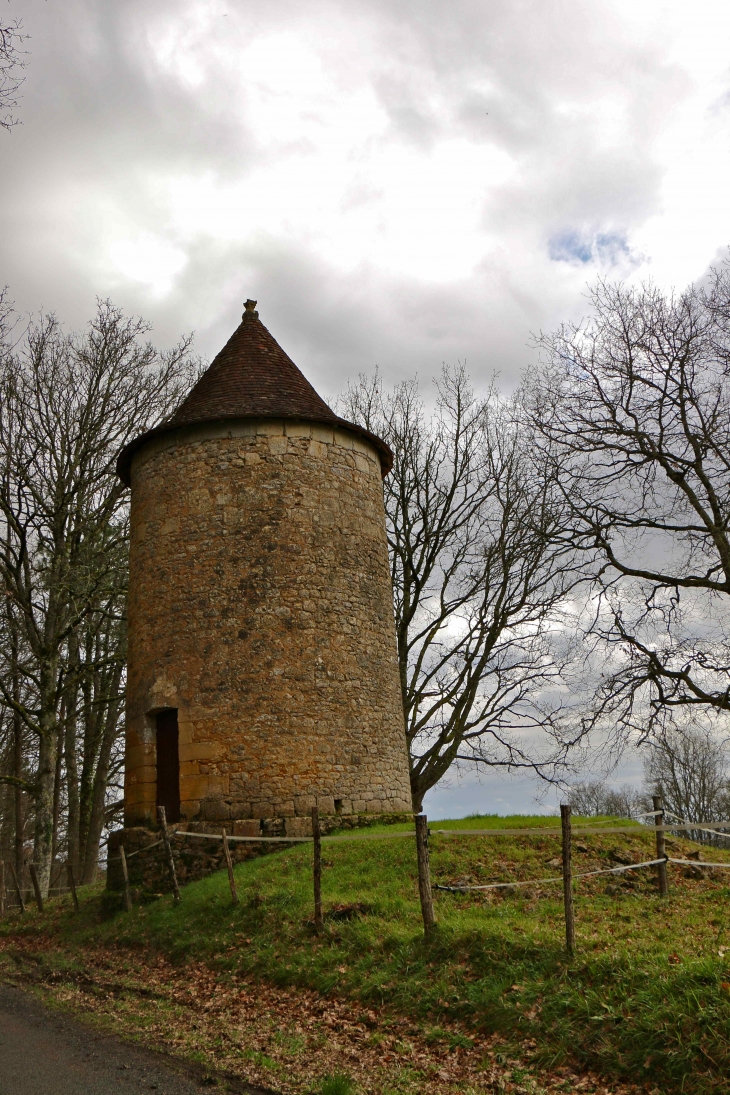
[243,299,258,319]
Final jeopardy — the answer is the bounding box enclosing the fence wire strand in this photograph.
[435,857,667,893]
[668,856,730,869]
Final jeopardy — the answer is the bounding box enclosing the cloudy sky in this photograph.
[4,0,730,812]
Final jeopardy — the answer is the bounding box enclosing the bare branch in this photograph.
[341,365,580,808]
[525,260,730,746]
[0,16,28,131]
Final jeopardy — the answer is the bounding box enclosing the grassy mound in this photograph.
[3,814,730,1093]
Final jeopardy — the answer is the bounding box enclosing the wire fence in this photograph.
[3,800,730,956]
[434,856,668,893]
[102,801,730,954]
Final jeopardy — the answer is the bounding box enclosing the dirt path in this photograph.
[0,981,272,1095]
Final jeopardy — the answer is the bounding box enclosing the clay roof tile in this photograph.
[117,301,392,483]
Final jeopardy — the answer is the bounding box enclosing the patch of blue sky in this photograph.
[549,229,633,267]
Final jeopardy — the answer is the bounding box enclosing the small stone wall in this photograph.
[107,812,413,895]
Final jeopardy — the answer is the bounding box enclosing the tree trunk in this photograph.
[78,641,99,860]
[51,721,64,863]
[12,652,24,881]
[33,727,57,896]
[63,650,81,876]
[0,780,13,865]
[33,654,59,897]
[81,691,121,884]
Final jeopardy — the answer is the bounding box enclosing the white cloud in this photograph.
[107,235,188,296]
[3,3,730,393]
[6,0,730,812]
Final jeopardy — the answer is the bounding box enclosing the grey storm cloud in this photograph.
[0,0,717,404]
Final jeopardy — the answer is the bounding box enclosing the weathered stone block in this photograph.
[200,797,231,821]
[124,783,156,806]
[179,741,223,762]
[285,422,312,439]
[307,439,327,460]
[333,429,354,449]
[294,795,316,815]
[179,775,227,800]
[310,424,334,444]
[256,420,284,436]
[228,800,252,819]
[128,764,156,785]
[126,744,153,768]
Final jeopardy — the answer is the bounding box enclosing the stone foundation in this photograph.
[107,812,413,895]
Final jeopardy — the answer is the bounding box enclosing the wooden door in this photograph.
[155,709,180,823]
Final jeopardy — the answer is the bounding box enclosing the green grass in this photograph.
[325,811,635,834]
[320,1075,356,1095]
[3,813,730,1093]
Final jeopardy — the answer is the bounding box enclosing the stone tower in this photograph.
[117,300,412,833]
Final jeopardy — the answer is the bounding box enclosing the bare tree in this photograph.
[0,301,198,894]
[0,13,27,131]
[525,264,730,747]
[643,722,730,844]
[566,779,648,819]
[342,366,579,810]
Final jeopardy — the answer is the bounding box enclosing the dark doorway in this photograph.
[155,709,180,824]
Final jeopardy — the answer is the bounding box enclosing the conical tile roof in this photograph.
[169,300,341,427]
[117,301,392,483]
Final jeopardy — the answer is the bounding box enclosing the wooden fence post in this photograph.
[222,830,238,905]
[28,863,44,913]
[560,804,576,956]
[653,794,668,897]
[312,806,323,933]
[119,846,133,913]
[157,806,181,904]
[415,814,436,939]
[9,861,24,913]
[66,861,79,913]
[0,860,5,917]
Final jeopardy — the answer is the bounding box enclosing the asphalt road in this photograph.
[0,982,272,1095]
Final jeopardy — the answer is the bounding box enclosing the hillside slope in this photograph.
[2,815,729,1094]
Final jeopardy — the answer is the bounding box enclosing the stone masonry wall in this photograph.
[124,417,412,826]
